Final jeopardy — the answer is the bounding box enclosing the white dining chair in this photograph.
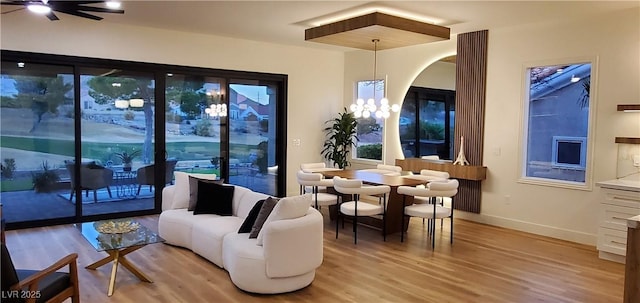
[333,176,390,244]
[397,179,459,249]
[296,170,338,210]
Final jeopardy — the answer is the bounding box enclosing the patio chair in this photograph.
[65,161,114,203]
[136,159,178,195]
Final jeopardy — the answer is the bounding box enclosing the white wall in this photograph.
[344,7,640,245]
[0,14,345,197]
[412,61,456,90]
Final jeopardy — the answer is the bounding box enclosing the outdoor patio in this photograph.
[1,172,275,225]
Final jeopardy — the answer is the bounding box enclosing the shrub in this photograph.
[32,161,60,193]
[1,158,16,179]
[259,119,269,132]
[123,110,135,120]
[356,117,380,135]
[357,143,382,160]
[194,119,212,137]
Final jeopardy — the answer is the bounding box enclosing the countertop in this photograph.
[596,178,640,192]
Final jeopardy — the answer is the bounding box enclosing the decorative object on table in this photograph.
[453,136,470,166]
[95,220,140,234]
[114,149,141,171]
[322,108,358,169]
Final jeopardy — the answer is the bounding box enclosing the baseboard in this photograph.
[455,211,597,246]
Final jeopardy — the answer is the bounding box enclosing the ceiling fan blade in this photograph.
[53,8,103,20]
[75,5,123,14]
[46,11,59,21]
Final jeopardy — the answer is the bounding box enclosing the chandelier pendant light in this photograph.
[350,39,399,119]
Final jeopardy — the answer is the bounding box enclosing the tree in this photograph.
[87,76,155,164]
[178,90,206,119]
[11,75,72,132]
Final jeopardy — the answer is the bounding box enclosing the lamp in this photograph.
[129,98,144,108]
[349,39,400,119]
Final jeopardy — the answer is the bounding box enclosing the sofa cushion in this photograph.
[173,171,218,209]
[188,176,223,211]
[257,195,311,245]
[238,199,265,233]
[249,197,279,238]
[193,181,234,216]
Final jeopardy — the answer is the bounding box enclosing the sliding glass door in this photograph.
[78,68,156,216]
[227,81,279,196]
[165,74,224,180]
[0,61,76,224]
[1,50,287,229]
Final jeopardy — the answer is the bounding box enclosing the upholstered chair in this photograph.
[296,170,338,210]
[65,161,114,203]
[136,159,178,195]
[333,176,390,244]
[397,179,459,249]
[1,243,80,303]
[421,155,440,160]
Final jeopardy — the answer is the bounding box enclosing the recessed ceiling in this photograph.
[305,12,450,50]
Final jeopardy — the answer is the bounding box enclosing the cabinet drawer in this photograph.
[597,227,627,256]
[602,190,640,208]
[600,204,640,231]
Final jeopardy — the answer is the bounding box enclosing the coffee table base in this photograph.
[86,244,152,296]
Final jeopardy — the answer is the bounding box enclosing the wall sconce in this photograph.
[617,104,640,112]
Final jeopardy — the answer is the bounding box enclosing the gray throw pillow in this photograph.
[188,176,223,211]
[249,197,279,239]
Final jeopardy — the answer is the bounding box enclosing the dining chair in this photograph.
[333,176,390,244]
[296,170,338,210]
[397,179,459,249]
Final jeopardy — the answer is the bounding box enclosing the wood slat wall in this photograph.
[453,30,488,213]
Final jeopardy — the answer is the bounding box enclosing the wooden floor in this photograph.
[3,212,625,303]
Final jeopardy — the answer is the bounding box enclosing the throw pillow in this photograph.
[188,176,224,211]
[249,197,279,238]
[256,195,311,246]
[238,199,266,233]
[193,181,234,216]
[173,172,217,209]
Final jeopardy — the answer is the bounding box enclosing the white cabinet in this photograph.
[597,184,640,263]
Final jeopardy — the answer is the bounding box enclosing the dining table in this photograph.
[321,169,428,236]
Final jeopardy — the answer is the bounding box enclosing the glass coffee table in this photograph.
[76,218,164,296]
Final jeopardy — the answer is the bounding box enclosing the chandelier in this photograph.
[205,103,227,117]
[349,39,400,119]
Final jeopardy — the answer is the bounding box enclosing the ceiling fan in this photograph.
[1,0,124,21]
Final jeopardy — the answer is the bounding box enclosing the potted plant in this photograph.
[321,108,358,169]
[32,161,60,193]
[114,149,141,171]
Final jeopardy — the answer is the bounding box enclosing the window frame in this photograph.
[518,56,598,190]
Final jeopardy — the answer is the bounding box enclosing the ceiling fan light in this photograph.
[27,4,51,14]
[106,1,121,9]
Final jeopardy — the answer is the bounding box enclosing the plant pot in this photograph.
[123,164,132,172]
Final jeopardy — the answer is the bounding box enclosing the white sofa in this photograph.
[158,175,324,294]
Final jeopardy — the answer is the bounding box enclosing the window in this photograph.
[353,80,384,161]
[0,50,287,229]
[521,61,595,187]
